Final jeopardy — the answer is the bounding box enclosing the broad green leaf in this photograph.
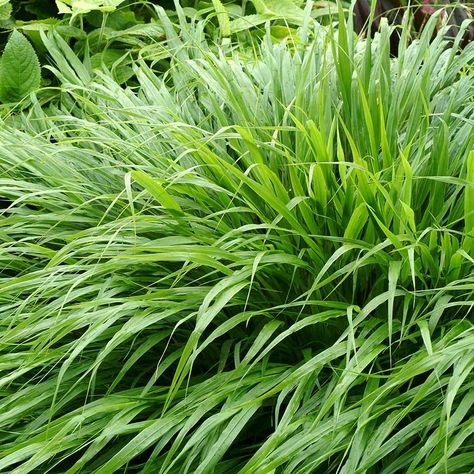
[90,50,133,83]
[231,0,308,33]
[0,1,11,20]
[0,30,41,103]
[55,0,72,13]
[230,14,270,33]
[269,25,299,40]
[90,49,125,68]
[253,0,306,21]
[55,0,127,18]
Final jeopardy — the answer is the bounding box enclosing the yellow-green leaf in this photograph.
[0,30,41,103]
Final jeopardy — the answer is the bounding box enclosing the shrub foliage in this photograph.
[0,6,473,473]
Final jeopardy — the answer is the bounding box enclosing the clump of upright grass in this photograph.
[0,4,473,473]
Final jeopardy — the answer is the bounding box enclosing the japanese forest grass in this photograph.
[1,9,474,474]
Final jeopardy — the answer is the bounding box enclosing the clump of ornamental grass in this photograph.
[0,5,473,473]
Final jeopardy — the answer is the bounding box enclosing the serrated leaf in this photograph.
[0,17,14,29]
[253,0,307,23]
[0,2,11,20]
[56,1,72,14]
[231,0,308,33]
[0,30,41,103]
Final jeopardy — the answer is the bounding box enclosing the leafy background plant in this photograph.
[0,0,348,109]
[0,29,40,103]
[0,0,469,107]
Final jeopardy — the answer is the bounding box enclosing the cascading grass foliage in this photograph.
[1,4,474,473]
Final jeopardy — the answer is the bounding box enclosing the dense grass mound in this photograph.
[1,8,474,473]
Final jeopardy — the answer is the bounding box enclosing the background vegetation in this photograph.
[0,1,473,473]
